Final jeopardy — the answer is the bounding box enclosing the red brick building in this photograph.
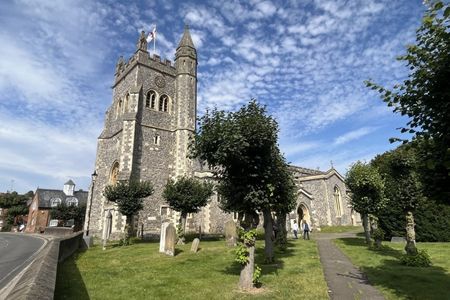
[26,180,88,233]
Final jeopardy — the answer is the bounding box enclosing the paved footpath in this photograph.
[314,232,385,300]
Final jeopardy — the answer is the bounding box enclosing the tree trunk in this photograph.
[263,209,274,263]
[124,215,134,245]
[275,212,287,250]
[362,213,371,245]
[239,240,255,290]
[405,211,418,255]
[238,212,256,290]
[178,212,187,245]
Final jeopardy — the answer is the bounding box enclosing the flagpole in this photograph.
[153,25,156,55]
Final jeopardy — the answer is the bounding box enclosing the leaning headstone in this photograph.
[191,238,200,253]
[159,222,170,253]
[225,220,237,247]
[391,236,406,243]
[164,223,176,256]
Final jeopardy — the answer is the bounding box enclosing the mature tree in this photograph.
[50,203,87,230]
[346,161,387,244]
[0,191,33,230]
[366,1,450,203]
[372,145,424,254]
[0,191,33,208]
[163,176,213,244]
[191,100,291,288]
[103,180,154,244]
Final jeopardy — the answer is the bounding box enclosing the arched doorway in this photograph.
[297,203,311,225]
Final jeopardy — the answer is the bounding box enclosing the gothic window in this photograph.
[50,198,62,207]
[153,135,160,145]
[67,197,78,206]
[117,99,123,116]
[159,95,169,112]
[110,162,120,185]
[124,93,129,113]
[146,90,156,109]
[334,186,342,217]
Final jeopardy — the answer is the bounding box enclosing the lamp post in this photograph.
[83,170,97,248]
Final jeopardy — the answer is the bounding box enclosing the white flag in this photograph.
[146,26,157,43]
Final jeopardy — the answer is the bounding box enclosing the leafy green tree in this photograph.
[346,161,387,244]
[163,176,213,244]
[366,1,450,203]
[0,191,33,230]
[192,100,292,288]
[103,180,154,244]
[50,203,87,230]
[372,145,424,254]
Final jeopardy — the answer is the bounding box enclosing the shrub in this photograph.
[400,249,432,267]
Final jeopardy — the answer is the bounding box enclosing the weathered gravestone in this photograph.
[391,236,407,243]
[225,220,237,247]
[164,223,176,256]
[159,222,170,253]
[191,238,200,253]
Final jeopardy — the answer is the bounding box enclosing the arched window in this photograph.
[124,93,129,113]
[117,99,123,116]
[334,186,342,217]
[153,135,160,145]
[50,198,62,207]
[159,95,169,112]
[110,162,120,185]
[146,91,157,109]
[67,197,78,206]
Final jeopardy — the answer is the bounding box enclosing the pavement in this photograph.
[0,233,46,291]
[314,231,385,300]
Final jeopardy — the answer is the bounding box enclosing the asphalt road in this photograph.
[0,233,45,290]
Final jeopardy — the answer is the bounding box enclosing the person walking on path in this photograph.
[302,219,310,240]
[292,220,299,239]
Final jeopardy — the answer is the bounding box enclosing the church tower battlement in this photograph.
[87,27,197,238]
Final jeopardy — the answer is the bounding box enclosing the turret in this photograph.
[175,25,197,76]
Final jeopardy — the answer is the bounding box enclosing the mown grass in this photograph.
[335,238,450,300]
[55,237,329,300]
[317,225,363,233]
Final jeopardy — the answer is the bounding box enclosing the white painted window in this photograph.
[67,197,78,206]
[50,198,62,207]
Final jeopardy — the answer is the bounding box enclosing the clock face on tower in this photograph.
[155,76,165,88]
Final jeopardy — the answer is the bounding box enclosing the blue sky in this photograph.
[0,0,425,193]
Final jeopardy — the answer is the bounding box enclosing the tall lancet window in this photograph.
[110,162,120,185]
[334,186,342,217]
[159,95,169,112]
[146,91,156,109]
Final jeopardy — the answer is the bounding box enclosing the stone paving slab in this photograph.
[315,234,385,300]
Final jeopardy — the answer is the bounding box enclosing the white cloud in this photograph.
[333,127,378,145]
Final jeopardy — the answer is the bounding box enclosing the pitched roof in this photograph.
[36,188,88,208]
[64,179,75,186]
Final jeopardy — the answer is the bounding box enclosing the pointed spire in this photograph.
[177,25,195,49]
[137,30,148,52]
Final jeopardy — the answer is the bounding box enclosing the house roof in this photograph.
[36,188,88,208]
[64,179,75,186]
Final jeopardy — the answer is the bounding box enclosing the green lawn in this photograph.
[335,238,450,300]
[55,237,328,300]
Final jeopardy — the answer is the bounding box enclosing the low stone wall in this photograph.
[5,232,83,300]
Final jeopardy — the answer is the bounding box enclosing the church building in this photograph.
[85,27,358,239]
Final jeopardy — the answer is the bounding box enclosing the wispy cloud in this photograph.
[334,127,378,146]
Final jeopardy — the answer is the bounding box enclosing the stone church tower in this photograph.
[86,26,197,238]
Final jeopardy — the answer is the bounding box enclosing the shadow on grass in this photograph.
[337,238,450,300]
[55,251,89,300]
[221,240,298,278]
